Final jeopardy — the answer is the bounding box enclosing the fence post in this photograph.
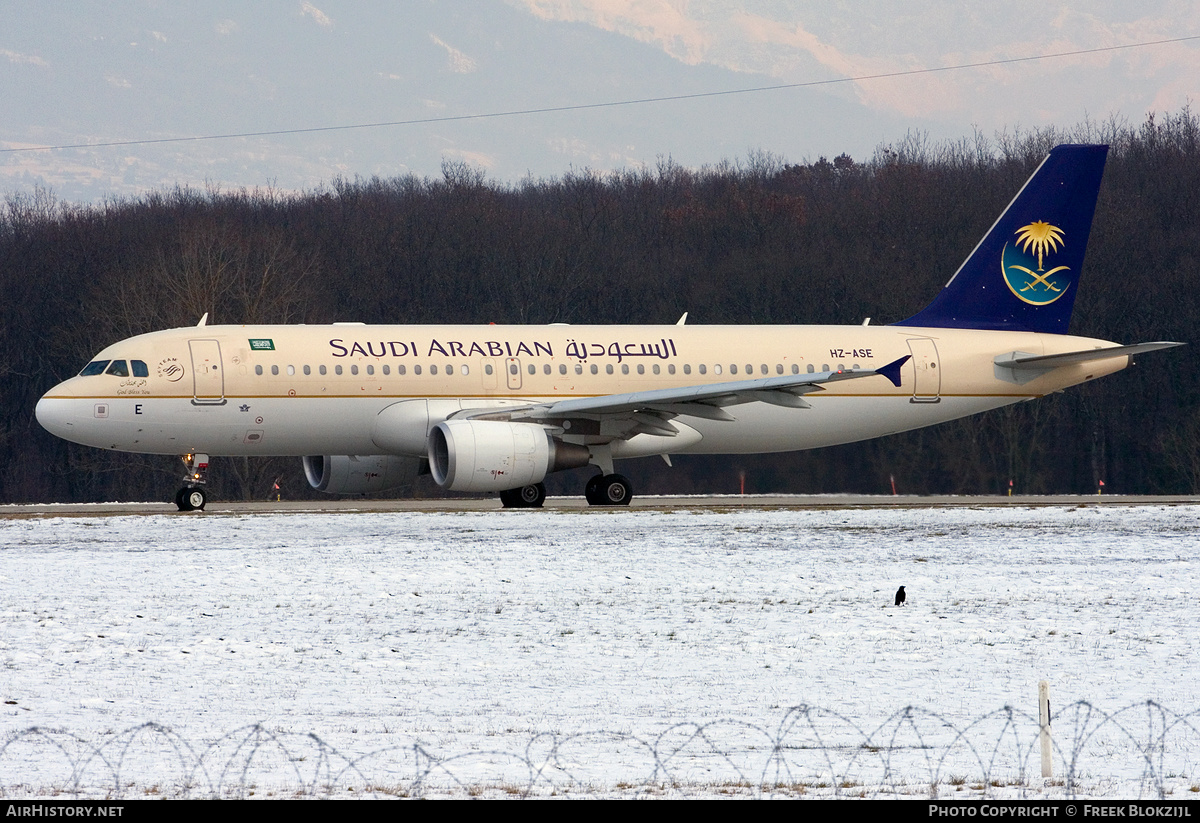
[1039,680,1052,778]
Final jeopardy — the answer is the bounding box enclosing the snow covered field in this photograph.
[1,503,1198,799]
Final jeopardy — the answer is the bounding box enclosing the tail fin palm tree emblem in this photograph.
[1015,221,1064,271]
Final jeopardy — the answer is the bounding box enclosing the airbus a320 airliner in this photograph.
[36,145,1181,510]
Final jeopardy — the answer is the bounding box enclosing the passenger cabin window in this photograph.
[807,364,815,373]
[335,365,343,375]
[255,365,263,376]
[80,361,110,376]
[303,365,311,376]
[366,365,374,375]
[287,365,295,376]
[320,365,327,375]
[485,364,494,376]
[271,365,279,376]
[398,365,406,375]
[430,365,438,375]
[351,365,359,375]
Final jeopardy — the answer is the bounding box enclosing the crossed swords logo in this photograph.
[1008,221,1067,294]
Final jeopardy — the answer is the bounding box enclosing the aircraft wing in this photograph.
[538,354,910,418]
[455,355,910,433]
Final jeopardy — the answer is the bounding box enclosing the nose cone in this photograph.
[35,391,76,441]
[36,388,139,452]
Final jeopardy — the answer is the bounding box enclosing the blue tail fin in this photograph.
[894,144,1108,334]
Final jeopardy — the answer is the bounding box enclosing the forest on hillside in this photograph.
[2,110,1198,503]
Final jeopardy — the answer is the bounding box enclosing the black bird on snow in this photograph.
[894,586,906,606]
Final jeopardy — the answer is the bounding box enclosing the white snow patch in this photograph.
[1,505,1197,798]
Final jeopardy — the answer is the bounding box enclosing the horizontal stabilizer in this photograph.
[994,342,1184,384]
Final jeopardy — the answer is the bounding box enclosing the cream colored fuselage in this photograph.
[35,323,1129,461]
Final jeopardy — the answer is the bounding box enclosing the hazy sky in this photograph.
[2,1,1197,202]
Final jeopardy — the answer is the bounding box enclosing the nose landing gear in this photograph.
[175,452,210,511]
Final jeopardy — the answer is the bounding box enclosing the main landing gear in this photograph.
[585,473,633,506]
[499,482,546,508]
[497,473,634,508]
[175,452,210,512]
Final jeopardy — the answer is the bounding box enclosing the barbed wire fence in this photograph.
[4,701,1200,799]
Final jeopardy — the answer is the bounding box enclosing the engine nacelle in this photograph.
[428,420,590,492]
[303,454,423,494]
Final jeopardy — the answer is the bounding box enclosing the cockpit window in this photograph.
[132,360,149,377]
[105,360,130,377]
[79,361,110,376]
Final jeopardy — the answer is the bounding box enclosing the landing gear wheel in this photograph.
[499,483,546,509]
[585,474,633,506]
[601,474,632,506]
[175,453,211,512]
[584,474,604,505]
[176,487,207,512]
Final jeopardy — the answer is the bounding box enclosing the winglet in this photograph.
[876,355,910,388]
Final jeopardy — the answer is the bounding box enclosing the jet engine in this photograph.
[428,420,590,492]
[302,454,424,494]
